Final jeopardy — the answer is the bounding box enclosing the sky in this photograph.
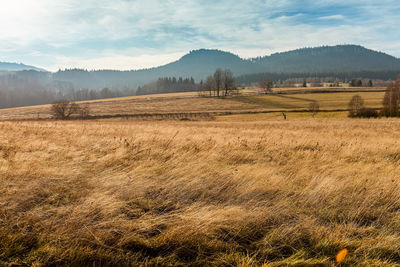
[0,0,399,71]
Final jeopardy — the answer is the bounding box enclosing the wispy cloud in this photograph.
[0,0,398,71]
[318,15,346,20]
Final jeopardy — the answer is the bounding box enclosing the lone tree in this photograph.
[348,95,364,117]
[381,76,400,117]
[51,100,80,120]
[308,101,320,118]
[259,78,273,93]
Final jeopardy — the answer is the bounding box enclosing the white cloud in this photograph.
[0,0,398,70]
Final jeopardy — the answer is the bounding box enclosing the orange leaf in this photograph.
[336,248,348,263]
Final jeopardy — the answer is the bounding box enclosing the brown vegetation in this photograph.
[381,76,400,117]
[50,100,82,120]
[308,101,320,117]
[1,118,400,265]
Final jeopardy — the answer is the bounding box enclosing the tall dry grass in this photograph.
[1,118,400,266]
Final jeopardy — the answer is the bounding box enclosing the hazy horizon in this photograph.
[1,0,399,71]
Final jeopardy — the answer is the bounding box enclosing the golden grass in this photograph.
[0,90,384,121]
[233,92,384,110]
[1,118,400,266]
[216,111,349,121]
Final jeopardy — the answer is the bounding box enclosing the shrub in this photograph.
[50,100,89,120]
[359,108,378,118]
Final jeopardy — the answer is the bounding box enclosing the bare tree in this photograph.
[222,69,235,96]
[348,95,364,117]
[214,69,223,97]
[51,100,80,120]
[309,101,320,118]
[204,76,215,96]
[259,78,273,94]
[381,76,400,117]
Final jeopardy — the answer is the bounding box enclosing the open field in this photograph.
[0,90,385,120]
[1,118,400,266]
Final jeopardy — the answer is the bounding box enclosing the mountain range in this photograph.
[1,45,400,90]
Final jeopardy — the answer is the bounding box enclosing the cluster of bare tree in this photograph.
[50,100,90,120]
[200,69,236,97]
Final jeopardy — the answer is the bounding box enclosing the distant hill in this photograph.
[0,62,47,72]
[250,45,400,72]
[154,49,259,78]
[162,45,400,76]
[51,45,400,90]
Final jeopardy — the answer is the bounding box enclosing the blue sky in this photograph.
[0,0,399,71]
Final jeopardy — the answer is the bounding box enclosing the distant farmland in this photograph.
[0,88,386,120]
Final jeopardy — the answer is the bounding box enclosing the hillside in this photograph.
[0,62,47,72]
[251,45,400,72]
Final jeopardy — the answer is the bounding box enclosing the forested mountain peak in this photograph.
[180,49,244,61]
[250,45,400,72]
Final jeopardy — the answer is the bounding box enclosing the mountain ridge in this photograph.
[1,45,400,91]
[0,62,47,72]
[1,45,400,74]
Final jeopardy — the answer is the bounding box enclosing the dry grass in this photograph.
[216,111,349,121]
[0,90,384,120]
[1,118,400,266]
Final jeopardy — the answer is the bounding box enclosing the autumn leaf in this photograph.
[336,248,348,263]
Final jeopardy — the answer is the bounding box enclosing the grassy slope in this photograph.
[0,90,385,120]
[1,119,400,266]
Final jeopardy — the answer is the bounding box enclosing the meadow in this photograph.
[1,88,400,266]
[0,89,384,120]
[1,116,400,266]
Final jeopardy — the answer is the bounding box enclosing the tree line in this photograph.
[136,77,198,95]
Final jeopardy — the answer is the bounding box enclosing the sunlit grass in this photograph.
[216,111,349,121]
[1,118,400,265]
[0,90,384,120]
